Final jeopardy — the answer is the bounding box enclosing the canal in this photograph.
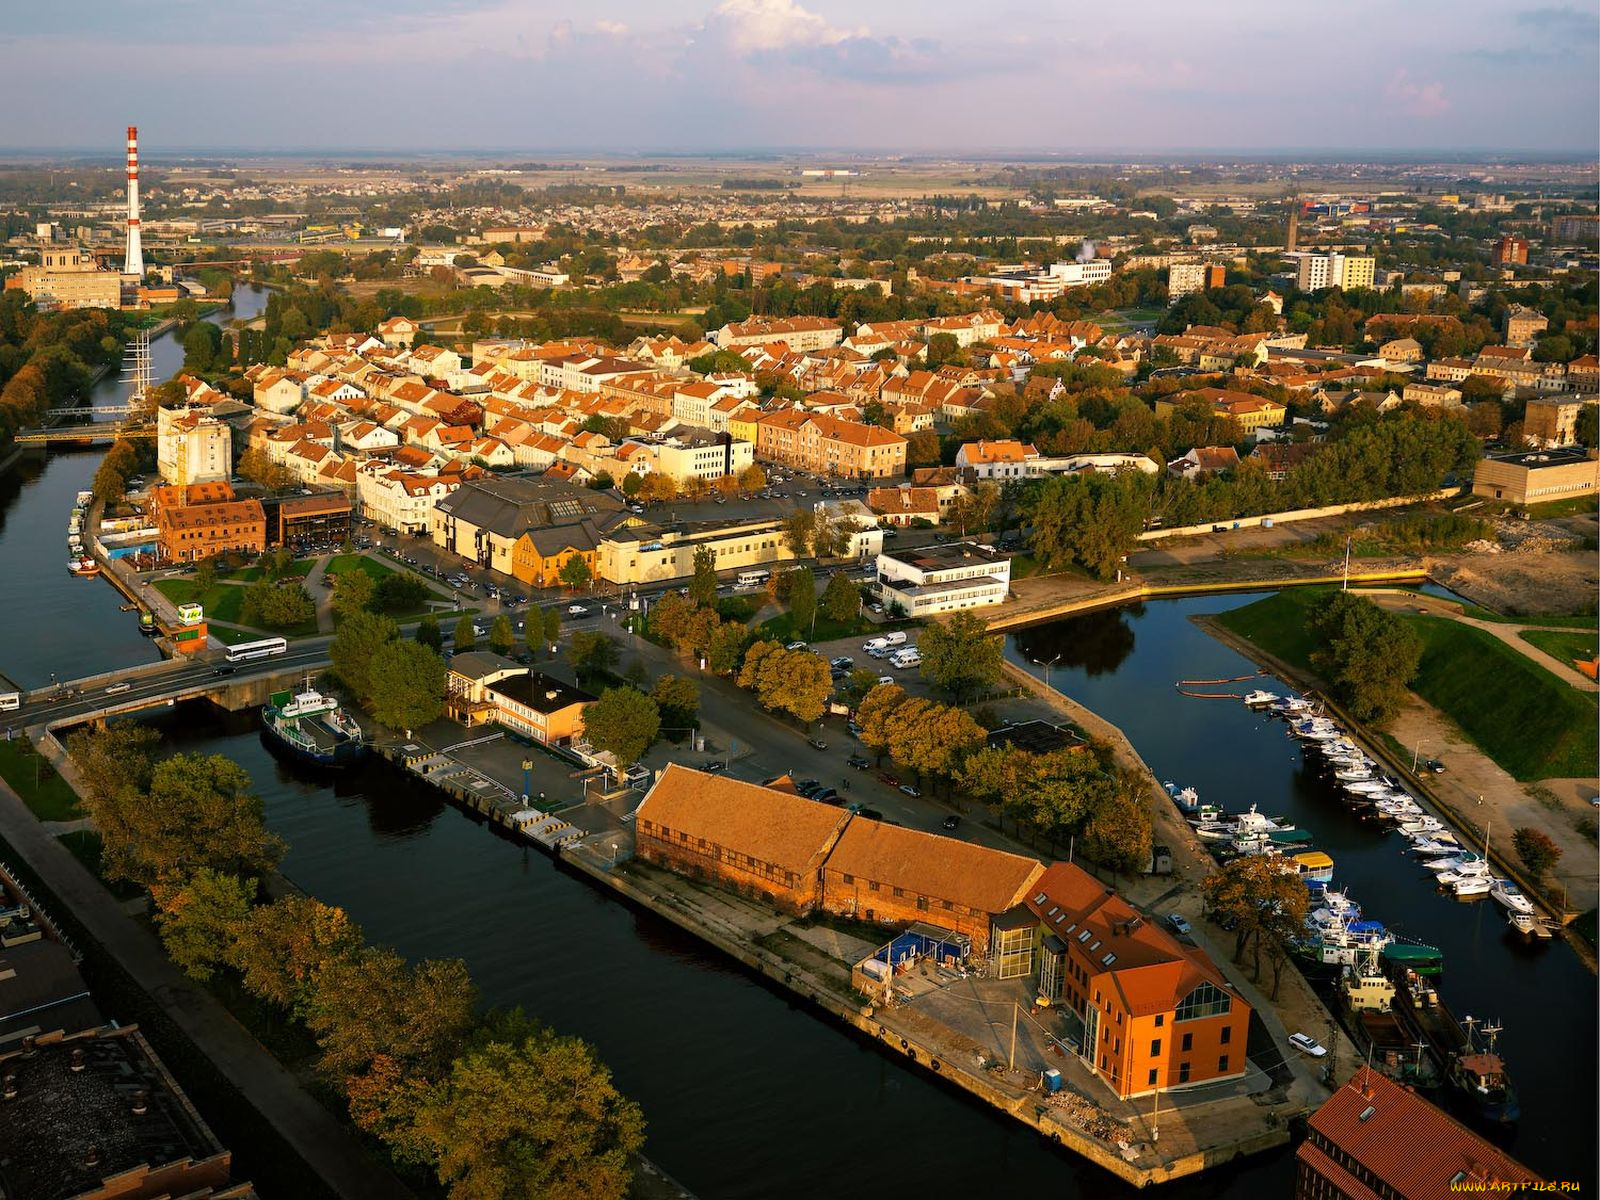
[1011,597,1596,1188]
[0,285,270,689]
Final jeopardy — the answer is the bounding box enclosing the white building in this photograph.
[156,406,233,485]
[875,542,1012,618]
[356,466,461,534]
[1293,252,1375,293]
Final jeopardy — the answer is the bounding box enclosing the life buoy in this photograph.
[931,1058,941,1072]
[900,1038,909,1050]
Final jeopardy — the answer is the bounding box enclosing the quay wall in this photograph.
[1134,488,1461,542]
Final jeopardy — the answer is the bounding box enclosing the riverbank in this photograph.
[1196,608,1598,969]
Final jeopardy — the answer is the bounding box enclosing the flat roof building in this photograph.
[1471,447,1598,506]
[876,541,1012,618]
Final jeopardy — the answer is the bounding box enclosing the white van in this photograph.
[862,637,888,653]
[890,649,921,669]
[882,631,908,648]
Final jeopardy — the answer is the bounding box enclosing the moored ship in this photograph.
[261,683,367,768]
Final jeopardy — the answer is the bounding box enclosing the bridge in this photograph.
[12,420,154,445]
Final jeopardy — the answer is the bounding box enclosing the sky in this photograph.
[1,0,1596,154]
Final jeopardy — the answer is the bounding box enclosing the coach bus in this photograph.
[224,636,288,663]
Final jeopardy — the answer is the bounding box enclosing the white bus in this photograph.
[225,636,288,663]
[736,570,769,589]
[0,692,19,712]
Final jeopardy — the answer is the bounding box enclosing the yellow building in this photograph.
[1472,448,1598,506]
[1155,387,1287,435]
[5,247,123,309]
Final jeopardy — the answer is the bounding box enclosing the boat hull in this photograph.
[260,720,367,770]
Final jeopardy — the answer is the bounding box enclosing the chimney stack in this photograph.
[124,125,144,278]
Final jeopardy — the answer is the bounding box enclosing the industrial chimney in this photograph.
[124,126,144,278]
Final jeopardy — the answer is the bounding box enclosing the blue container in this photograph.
[1043,1068,1063,1093]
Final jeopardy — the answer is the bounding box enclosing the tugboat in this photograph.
[260,681,368,768]
[1452,1018,1521,1124]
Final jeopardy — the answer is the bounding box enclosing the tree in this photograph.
[836,667,882,711]
[65,724,160,882]
[152,868,254,982]
[652,674,700,730]
[332,568,375,619]
[182,321,222,374]
[919,612,1004,702]
[689,546,718,607]
[192,555,218,593]
[558,556,592,590]
[110,754,286,887]
[820,572,861,623]
[367,640,446,734]
[1029,470,1152,580]
[569,630,619,682]
[1203,855,1310,996]
[416,613,443,652]
[1512,826,1562,881]
[1079,785,1154,879]
[229,895,363,1017]
[542,606,562,651]
[582,687,661,767]
[783,509,816,557]
[737,463,767,490]
[237,446,294,493]
[453,615,477,652]
[855,683,908,759]
[638,472,677,504]
[1309,592,1422,724]
[241,582,317,630]
[332,611,400,703]
[737,641,831,724]
[787,566,816,638]
[374,572,428,612]
[489,614,515,656]
[394,1009,645,1200]
[705,621,749,675]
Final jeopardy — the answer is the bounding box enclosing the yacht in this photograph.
[1242,689,1278,708]
[1193,804,1296,841]
[1447,874,1492,898]
[1425,852,1487,876]
[1408,834,1461,857]
[1488,878,1535,916]
[1396,815,1445,836]
[1273,696,1316,717]
[1291,718,1345,742]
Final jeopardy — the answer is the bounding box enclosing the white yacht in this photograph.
[1243,689,1278,708]
[1489,879,1535,916]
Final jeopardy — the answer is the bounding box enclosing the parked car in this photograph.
[942,815,960,830]
[1167,913,1192,936]
[879,773,900,787]
[857,808,884,821]
[830,656,854,669]
[898,784,921,798]
[808,737,828,750]
[846,755,870,769]
[1288,1033,1327,1058]
[786,641,808,651]
[876,676,894,686]
[703,761,727,774]
[1422,758,1446,774]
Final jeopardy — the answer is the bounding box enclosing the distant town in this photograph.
[0,133,1593,1200]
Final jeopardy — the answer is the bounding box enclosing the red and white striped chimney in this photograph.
[124,125,144,277]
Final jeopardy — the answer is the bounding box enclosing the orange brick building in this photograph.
[754,409,907,479]
[154,482,266,563]
[1296,1067,1540,1199]
[1024,862,1251,1099]
[634,765,851,911]
[818,820,1043,954]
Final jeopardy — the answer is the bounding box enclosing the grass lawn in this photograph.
[1215,591,1597,780]
[1404,617,1596,781]
[759,611,880,644]
[1519,629,1598,670]
[325,553,396,583]
[0,737,82,821]
[153,578,248,624]
[1213,587,1327,674]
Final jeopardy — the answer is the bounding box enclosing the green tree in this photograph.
[192,555,218,593]
[542,606,563,652]
[1029,469,1153,581]
[416,613,443,652]
[783,509,816,557]
[569,630,620,682]
[1309,592,1422,724]
[705,621,748,675]
[582,687,661,767]
[524,611,544,657]
[331,611,400,703]
[242,582,317,630]
[374,572,428,612]
[182,321,222,374]
[454,615,477,652]
[836,667,882,711]
[918,612,1004,702]
[689,546,718,607]
[558,556,592,590]
[332,568,375,619]
[737,641,831,724]
[1512,826,1562,881]
[229,895,363,1017]
[489,614,515,656]
[152,867,254,982]
[367,640,446,735]
[118,754,286,887]
[652,674,700,730]
[1079,784,1154,879]
[820,572,861,623]
[64,724,160,883]
[787,566,816,638]
[395,1009,646,1200]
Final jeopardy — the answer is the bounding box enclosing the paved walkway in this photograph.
[0,768,413,1200]
[302,556,335,633]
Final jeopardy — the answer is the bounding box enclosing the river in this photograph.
[0,285,270,690]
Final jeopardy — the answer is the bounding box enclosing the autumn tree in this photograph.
[855,683,908,759]
[152,867,255,982]
[1512,826,1562,881]
[393,1008,646,1200]
[737,463,767,490]
[783,509,816,557]
[582,687,661,766]
[66,724,160,883]
[1309,591,1422,724]
[737,640,831,724]
[229,894,363,1017]
[1079,783,1155,879]
[1203,854,1310,998]
[919,611,1004,702]
[237,446,295,493]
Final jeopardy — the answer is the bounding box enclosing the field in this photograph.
[325,553,396,583]
[153,579,247,625]
[0,736,82,821]
[1519,629,1598,671]
[1216,589,1599,781]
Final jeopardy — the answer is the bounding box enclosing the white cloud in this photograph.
[1385,69,1451,118]
[707,0,866,54]
[595,18,630,35]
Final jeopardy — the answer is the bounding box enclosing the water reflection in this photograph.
[1014,604,1141,677]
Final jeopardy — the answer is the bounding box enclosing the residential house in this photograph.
[445,654,595,745]
[955,440,1040,480]
[867,485,943,526]
[754,411,907,479]
[1168,446,1240,479]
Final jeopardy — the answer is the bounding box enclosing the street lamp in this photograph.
[1030,654,1062,691]
[1411,739,1429,773]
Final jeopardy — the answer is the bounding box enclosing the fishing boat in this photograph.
[1381,936,1445,976]
[260,682,368,769]
[68,556,100,576]
[1163,781,1201,812]
[1452,1018,1520,1123]
[1242,689,1278,708]
[1488,879,1534,916]
[1193,805,1296,842]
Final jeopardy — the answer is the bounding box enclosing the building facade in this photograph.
[4,246,123,309]
[875,542,1012,617]
[155,484,266,563]
[157,406,233,486]
[1471,448,1599,505]
[754,411,907,479]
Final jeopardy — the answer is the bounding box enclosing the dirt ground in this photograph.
[1429,551,1598,618]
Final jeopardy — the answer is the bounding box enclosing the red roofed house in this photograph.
[1168,446,1241,479]
[1019,862,1251,1099]
[1295,1067,1541,1200]
[955,439,1040,479]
